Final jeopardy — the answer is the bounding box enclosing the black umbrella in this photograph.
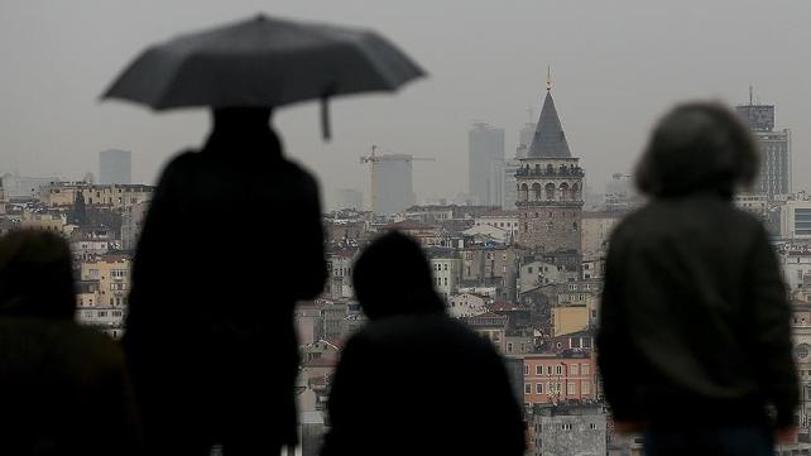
[102,14,426,138]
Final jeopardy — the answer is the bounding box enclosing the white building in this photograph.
[781,201,811,240]
[447,292,489,318]
[430,257,462,300]
[473,210,520,238]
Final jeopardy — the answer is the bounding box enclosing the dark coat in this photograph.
[123,130,327,449]
[597,193,799,428]
[321,313,526,456]
[0,317,141,455]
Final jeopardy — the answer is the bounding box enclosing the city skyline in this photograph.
[2,0,810,203]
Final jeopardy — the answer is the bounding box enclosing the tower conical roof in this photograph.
[528,90,571,158]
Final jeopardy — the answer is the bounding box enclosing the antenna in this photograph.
[546,66,552,92]
[749,85,754,106]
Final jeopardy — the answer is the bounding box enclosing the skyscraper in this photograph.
[99,149,132,185]
[515,83,584,252]
[371,154,415,215]
[468,123,505,206]
[502,121,536,209]
[736,95,791,198]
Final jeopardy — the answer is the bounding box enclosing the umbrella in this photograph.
[102,14,426,138]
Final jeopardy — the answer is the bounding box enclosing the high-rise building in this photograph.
[99,149,132,185]
[736,96,791,198]
[515,84,584,252]
[372,154,415,215]
[468,123,505,206]
[502,121,536,209]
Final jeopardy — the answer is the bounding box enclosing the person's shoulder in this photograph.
[155,150,200,181]
[362,314,493,348]
[55,324,127,369]
[279,158,319,188]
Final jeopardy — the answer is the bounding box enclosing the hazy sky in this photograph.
[2,0,810,207]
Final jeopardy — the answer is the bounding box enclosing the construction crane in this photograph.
[360,145,435,214]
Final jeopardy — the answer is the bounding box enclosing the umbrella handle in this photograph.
[320,96,331,141]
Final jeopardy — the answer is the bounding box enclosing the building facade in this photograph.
[515,86,584,251]
[523,353,596,406]
[469,122,505,206]
[736,102,791,198]
[372,154,415,215]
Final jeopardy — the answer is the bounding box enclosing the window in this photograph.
[555,365,563,375]
[507,343,513,353]
[536,365,543,376]
[582,381,591,395]
[567,382,576,395]
[536,383,543,394]
[524,364,529,375]
[582,364,590,375]
[570,364,579,375]
[546,366,552,375]
[524,383,531,394]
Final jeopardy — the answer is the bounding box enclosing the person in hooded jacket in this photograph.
[0,229,141,455]
[597,102,799,455]
[321,231,525,456]
[123,107,327,455]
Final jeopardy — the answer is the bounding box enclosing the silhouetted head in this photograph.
[635,101,759,198]
[0,230,76,320]
[352,231,445,320]
[205,107,281,155]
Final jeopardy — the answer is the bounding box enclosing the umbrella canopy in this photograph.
[102,14,426,137]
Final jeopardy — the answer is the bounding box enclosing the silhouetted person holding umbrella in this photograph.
[0,229,141,455]
[123,107,327,454]
[597,102,799,455]
[321,231,525,456]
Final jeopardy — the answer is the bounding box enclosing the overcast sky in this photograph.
[2,0,809,207]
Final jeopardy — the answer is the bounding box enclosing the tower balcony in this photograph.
[516,200,585,208]
[516,167,585,178]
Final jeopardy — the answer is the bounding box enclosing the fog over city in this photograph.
[2,0,810,202]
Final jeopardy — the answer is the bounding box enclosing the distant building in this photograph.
[604,173,641,211]
[372,154,415,215]
[469,122,505,206]
[515,84,584,252]
[463,311,509,352]
[736,99,791,198]
[781,201,811,240]
[530,403,606,456]
[502,121,536,210]
[99,149,132,185]
[121,201,150,251]
[40,182,153,210]
[580,211,625,259]
[473,209,520,239]
[328,251,356,299]
[76,254,130,339]
[430,256,462,300]
[523,352,596,406]
[447,292,489,318]
[1,173,58,200]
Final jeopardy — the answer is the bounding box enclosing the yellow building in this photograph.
[552,305,590,337]
[20,210,67,234]
[79,254,131,308]
[41,182,154,210]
